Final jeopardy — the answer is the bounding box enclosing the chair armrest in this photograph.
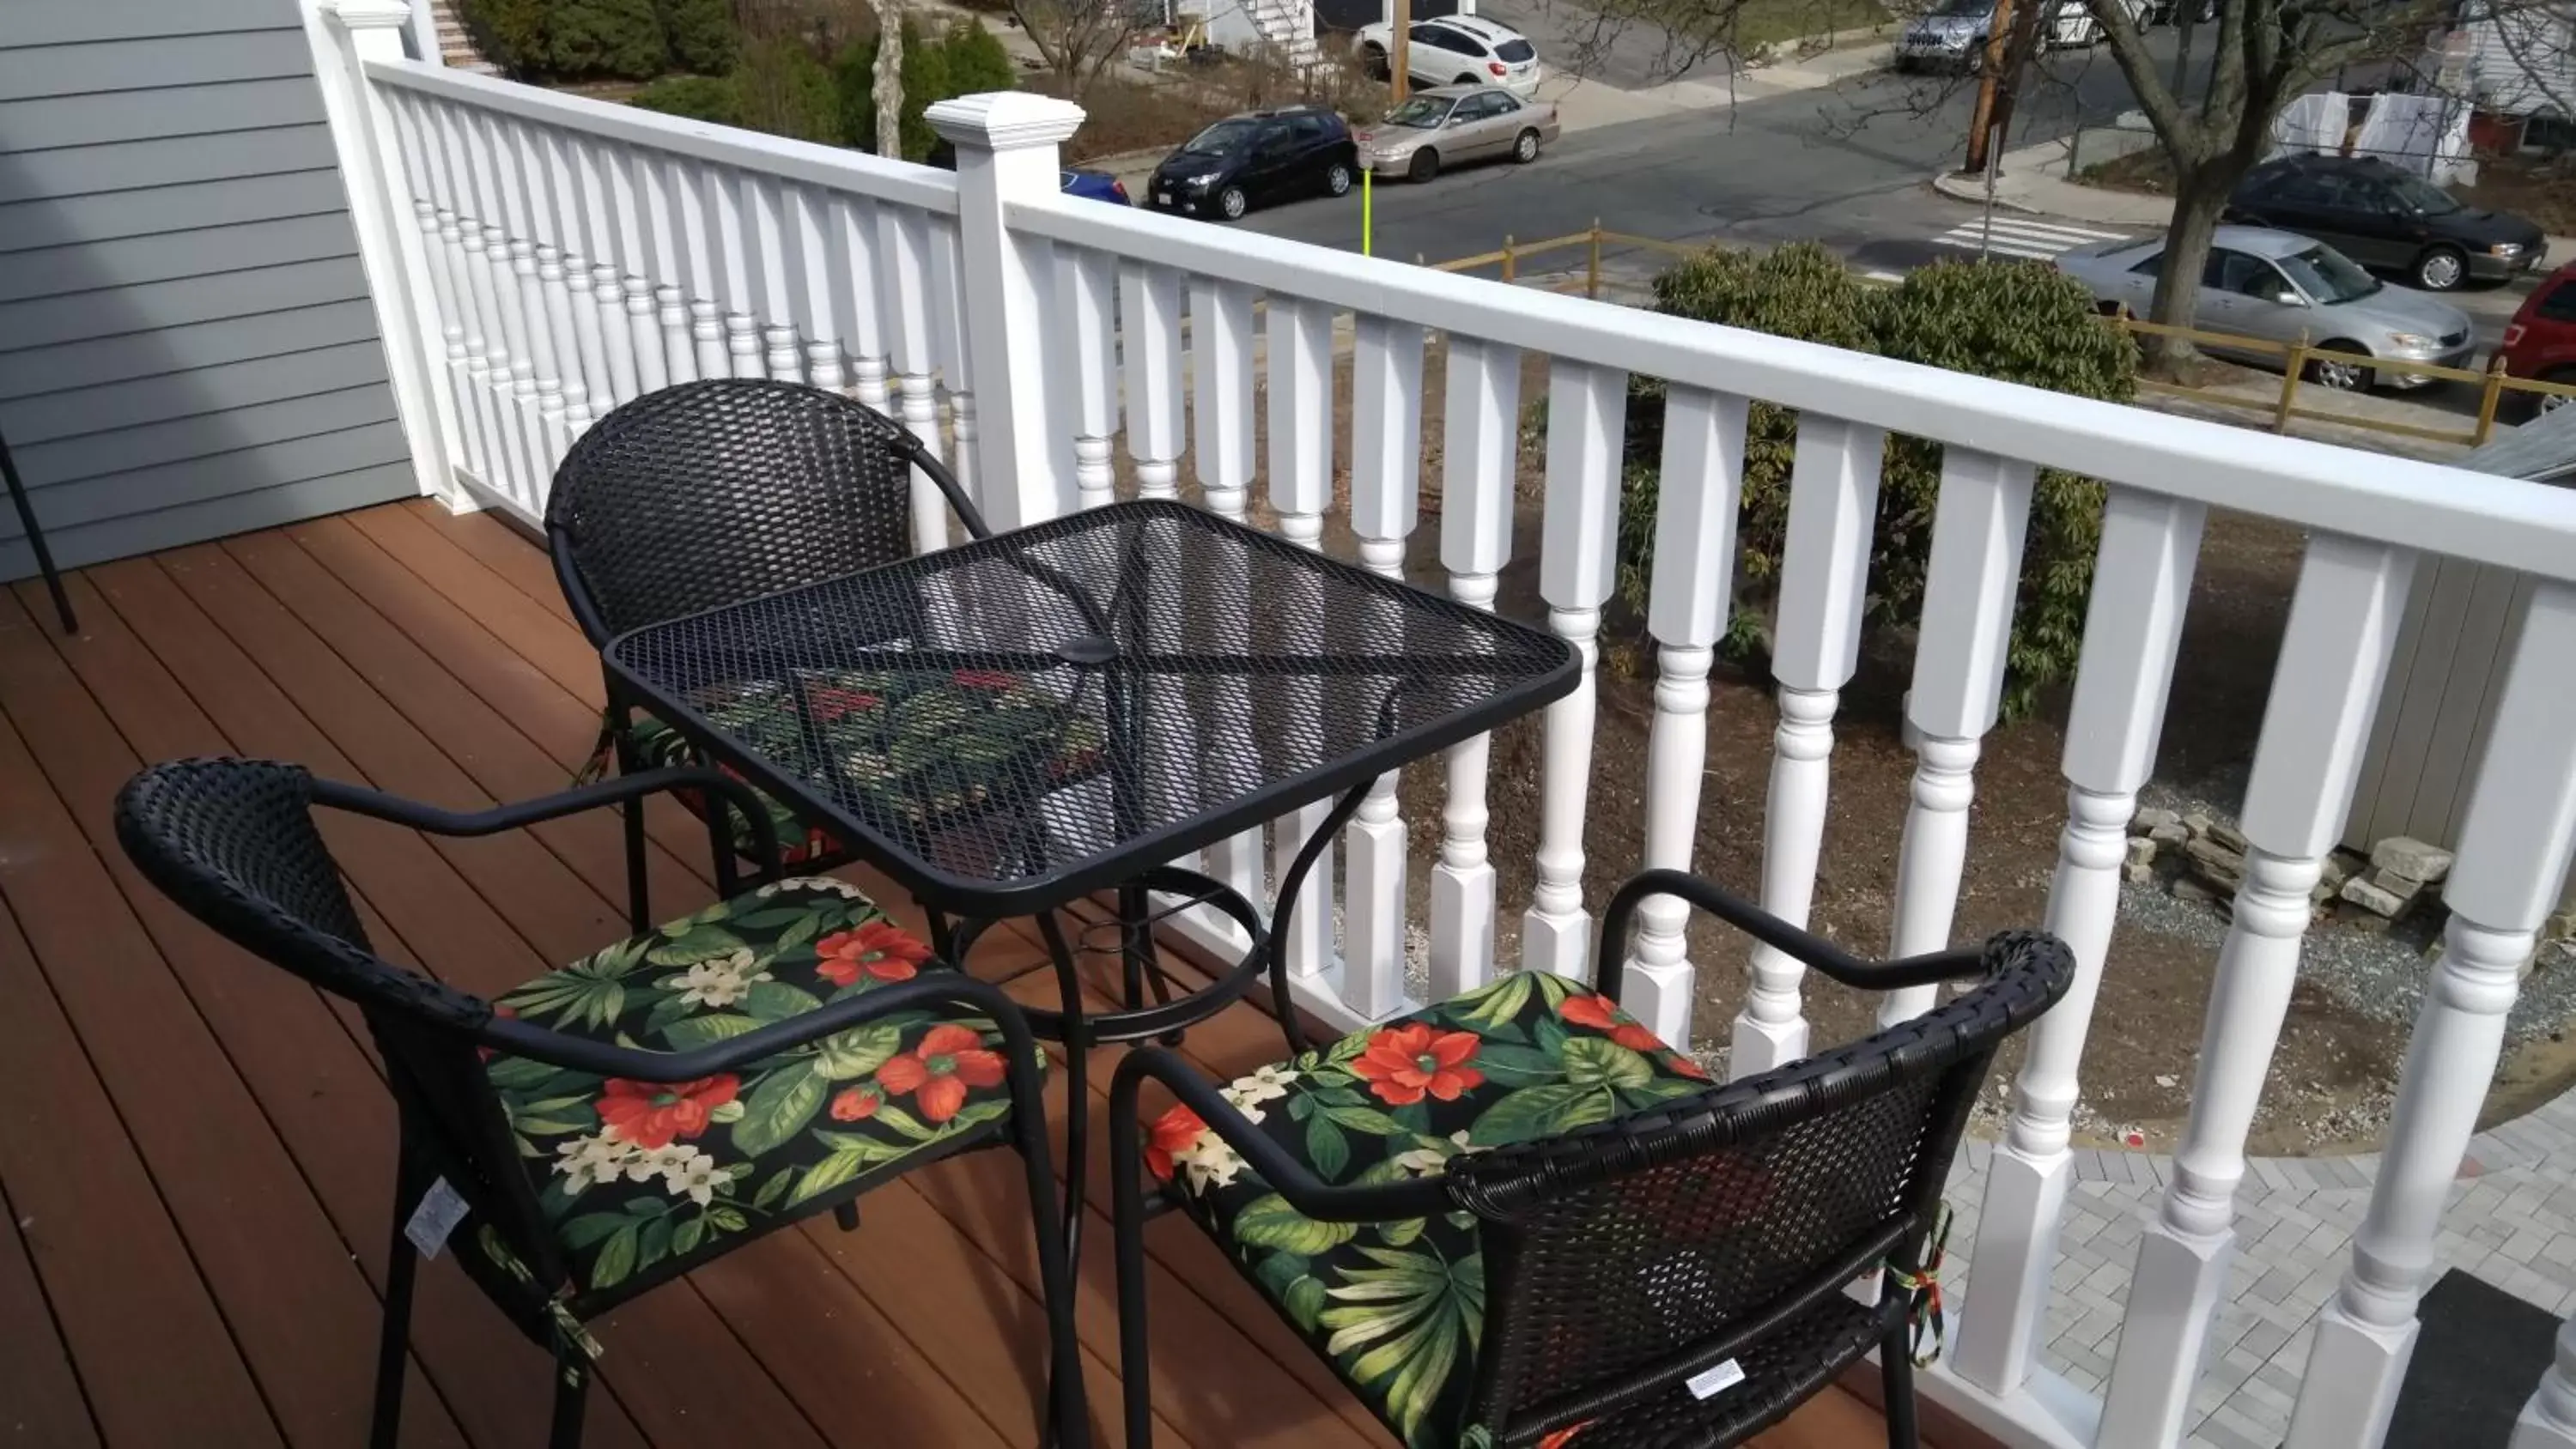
[900,435,993,541]
[476,972,1043,1083]
[1595,868,1990,1003]
[1109,1046,1453,1223]
[311,766,781,880]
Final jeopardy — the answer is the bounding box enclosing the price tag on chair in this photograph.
[1686,1358,1745,1400]
[404,1178,472,1259]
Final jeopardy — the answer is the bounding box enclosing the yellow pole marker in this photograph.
[1362,163,1373,257]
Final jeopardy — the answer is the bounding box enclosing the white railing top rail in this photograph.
[361,56,961,217]
[1012,190,2576,585]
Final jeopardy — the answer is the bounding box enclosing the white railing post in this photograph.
[1427,336,1519,1003]
[377,87,483,506]
[928,92,1084,531]
[1880,450,2034,1027]
[930,222,975,513]
[2100,534,2415,1446]
[1522,360,1625,979]
[744,174,805,385]
[318,0,463,507]
[787,185,845,392]
[1953,488,2204,1397]
[2293,580,2576,1448]
[425,99,513,500]
[1622,385,1747,1047]
[1060,250,1120,511]
[829,195,890,411]
[569,136,637,412]
[526,126,599,444]
[1121,265,1187,503]
[460,110,544,506]
[878,205,945,552]
[490,118,569,474]
[1731,417,1883,1074]
[1268,294,1339,991]
[1345,313,1428,1023]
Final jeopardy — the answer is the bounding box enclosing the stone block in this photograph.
[2341,872,2417,919]
[2371,835,2454,886]
[2131,806,2180,836]
[2208,819,2251,854]
[2183,809,2216,839]
[2547,909,2576,943]
[2321,849,2364,890]
[2149,822,2190,847]
[2185,837,2247,892]
[2173,876,2222,906]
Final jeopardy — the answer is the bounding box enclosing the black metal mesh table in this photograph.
[605,498,1576,1257]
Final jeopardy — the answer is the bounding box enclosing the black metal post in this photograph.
[0,421,76,634]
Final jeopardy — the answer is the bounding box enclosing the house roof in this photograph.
[2463,401,2576,483]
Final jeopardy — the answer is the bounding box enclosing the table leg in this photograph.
[1036,910,1091,1272]
[1265,778,1378,1058]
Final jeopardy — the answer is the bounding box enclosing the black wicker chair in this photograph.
[115,756,1085,1449]
[544,378,990,931]
[1109,869,2073,1449]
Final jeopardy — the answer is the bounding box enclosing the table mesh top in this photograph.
[606,499,1574,909]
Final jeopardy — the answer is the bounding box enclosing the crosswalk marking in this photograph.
[1930,216,2134,263]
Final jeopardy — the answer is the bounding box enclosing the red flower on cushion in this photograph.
[1538,1423,1595,1449]
[952,669,1018,690]
[479,1003,517,1063]
[876,1023,1005,1123]
[1665,1052,1710,1080]
[1560,994,1670,1054]
[830,1085,884,1121]
[596,1074,738,1149]
[1350,1023,1485,1106]
[1142,1105,1208,1182]
[815,921,931,987]
[809,686,884,723]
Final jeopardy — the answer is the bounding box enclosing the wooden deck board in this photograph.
[0,504,1907,1449]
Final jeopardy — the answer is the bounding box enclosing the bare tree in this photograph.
[875,5,905,160]
[1012,0,1135,87]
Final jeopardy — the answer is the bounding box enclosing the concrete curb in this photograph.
[1931,167,2052,214]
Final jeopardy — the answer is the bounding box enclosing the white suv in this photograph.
[1356,14,1542,98]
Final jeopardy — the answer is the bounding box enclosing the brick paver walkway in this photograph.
[1941,1088,2576,1447]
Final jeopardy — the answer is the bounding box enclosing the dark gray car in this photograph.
[2056,224,2477,391]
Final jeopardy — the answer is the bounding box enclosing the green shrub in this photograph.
[630,72,742,124]
[833,19,1007,160]
[1618,246,2129,716]
[658,0,739,73]
[549,0,667,77]
[939,17,1018,95]
[734,35,841,144]
[455,0,549,74]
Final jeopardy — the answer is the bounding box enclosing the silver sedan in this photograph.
[2055,223,2476,391]
[1354,86,1558,184]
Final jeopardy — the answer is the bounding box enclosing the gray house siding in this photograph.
[1,0,416,583]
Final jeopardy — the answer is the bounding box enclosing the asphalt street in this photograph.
[1238,30,2207,275]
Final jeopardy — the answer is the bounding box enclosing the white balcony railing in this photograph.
[312,3,2576,1446]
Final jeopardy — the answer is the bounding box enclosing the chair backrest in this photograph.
[1447,930,2071,1441]
[545,379,930,644]
[113,758,560,1284]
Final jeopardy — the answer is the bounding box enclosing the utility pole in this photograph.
[1959,0,2018,175]
[1390,0,1411,101]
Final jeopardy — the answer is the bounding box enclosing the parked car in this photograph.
[1355,14,1542,97]
[2056,224,2476,391]
[1144,106,1357,221]
[1355,86,1558,181]
[1893,0,2129,69]
[2225,154,2546,291]
[1060,168,1131,204]
[2501,261,2576,413]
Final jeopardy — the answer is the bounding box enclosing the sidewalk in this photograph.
[1543,33,1895,134]
[1934,136,2576,267]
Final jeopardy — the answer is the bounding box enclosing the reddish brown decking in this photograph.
[0,500,1924,1449]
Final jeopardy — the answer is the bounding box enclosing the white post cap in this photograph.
[326,0,416,28]
[926,92,1088,151]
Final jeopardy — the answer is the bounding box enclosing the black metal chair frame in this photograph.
[1109,868,2073,1449]
[543,378,993,933]
[114,756,1087,1449]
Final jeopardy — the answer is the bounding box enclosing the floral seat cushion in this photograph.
[623,666,1106,864]
[1142,972,1713,1449]
[483,878,1030,1311]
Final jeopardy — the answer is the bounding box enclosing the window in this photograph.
[2202,249,2271,295]
[1415,23,1472,50]
[1495,38,1536,61]
[1290,112,1329,142]
[1485,91,1522,113]
[1461,93,1507,118]
[2127,250,2165,277]
[2383,169,2464,216]
[2276,245,2379,304]
[2537,282,2576,323]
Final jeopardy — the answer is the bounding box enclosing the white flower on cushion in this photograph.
[1224,1064,1297,1107]
[672,949,770,1009]
[627,1143,697,1184]
[1391,1130,1480,1177]
[1179,1137,1249,1194]
[553,1133,638,1193]
[663,1152,725,1205]
[761,876,866,900]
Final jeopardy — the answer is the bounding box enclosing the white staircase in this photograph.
[428,0,501,74]
[1245,0,1322,68]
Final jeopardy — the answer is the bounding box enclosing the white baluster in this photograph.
[1952,488,2205,1397]
[702,164,761,382]
[1267,294,1338,991]
[2291,581,2576,1448]
[1879,450,2035,1027]
[491,118,569,471]
[669,157,726,383]
[458,109,541,506]
[1120,263,1185,503]
[743,173,802,385]
[1520,361,1625,979]
[1428,335,1520,1003]
[428,100,507,498]
[929,221,975,511]
[1188,274,1263,912]
[829,194,889,411]
[2522,1319,2576,1449]
[629,148,689,387]
[2099,534,2415,1445]
[386,90,485,491]
[1061,248,1119,511]
[876,204,944,553]
[1729,417,1882,1071]
[1621,385,1748,1046]
[1343,313,1427,1023]
[769,185,837,391]
[569,136,635,411]
[526,125,597,453]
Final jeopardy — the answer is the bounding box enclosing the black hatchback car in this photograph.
[2225,155,2546,291]
[1145,106,1358,221]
